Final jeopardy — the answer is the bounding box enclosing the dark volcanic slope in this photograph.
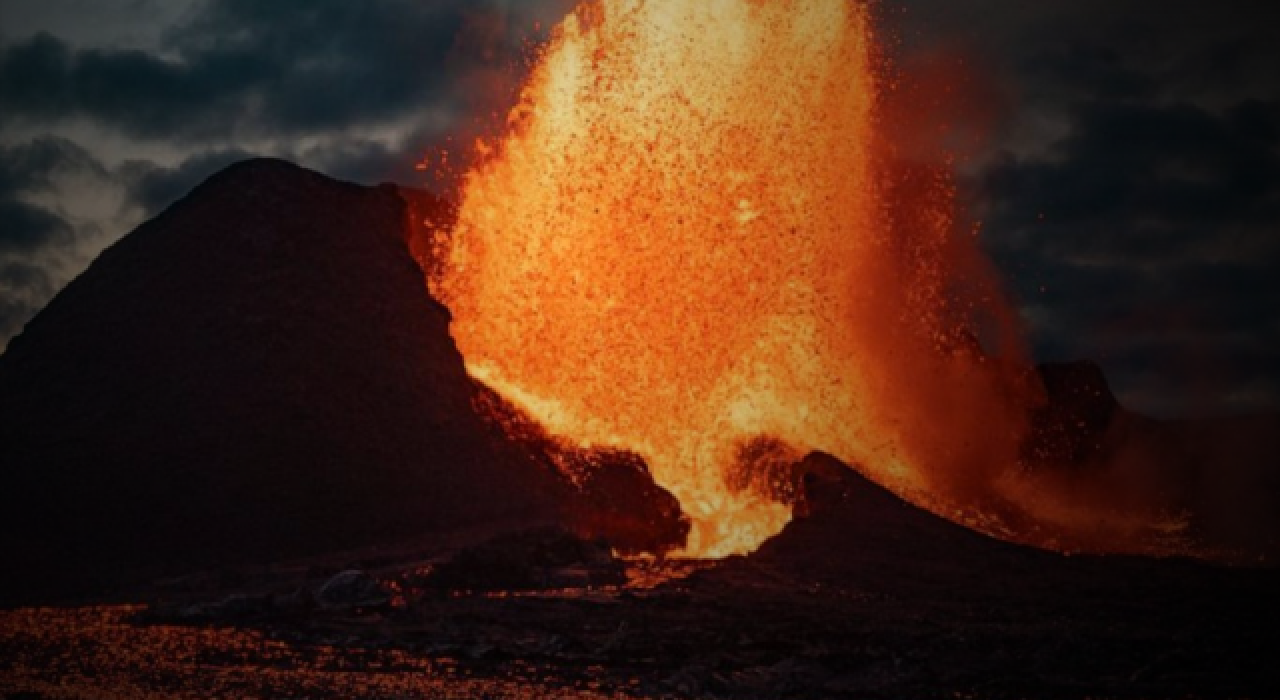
[679,454,1280,697]
[1025,361,1280,559]
[750,454,1070,592]
[96,452,1273,698]
[0,159,669,604]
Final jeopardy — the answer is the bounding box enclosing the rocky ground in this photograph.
[105,456,1280,699]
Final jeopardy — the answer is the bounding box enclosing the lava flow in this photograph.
[415,0,1238,562]
[428,0,1045,557]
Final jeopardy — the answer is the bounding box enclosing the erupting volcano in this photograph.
[433,0,1049,556]
[5,3,1280,697]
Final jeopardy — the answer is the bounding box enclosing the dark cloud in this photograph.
[876,1,1280,413]
[0,260,56,348]
[0,135,117,347]
[0,32,72,115]
[982,100,1280,264]
[0,0,572,142]
[0,134,107,193]
[0,260,53,295]
[0,136,102,251]
[972,89,1280,412]
[0,199,73,252]
[298,139,408,187]
[1020,42,1157,102]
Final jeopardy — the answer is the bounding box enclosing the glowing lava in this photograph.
[432,0,1037,557]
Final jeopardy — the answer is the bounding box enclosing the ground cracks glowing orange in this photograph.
[430,1,1180,557]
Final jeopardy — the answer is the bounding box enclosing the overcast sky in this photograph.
[1,0,1277,416]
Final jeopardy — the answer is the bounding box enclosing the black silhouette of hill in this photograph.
[0,159,683,605]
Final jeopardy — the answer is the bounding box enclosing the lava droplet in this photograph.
[430,0,1189,558]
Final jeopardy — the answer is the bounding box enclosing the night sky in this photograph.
[1,0,1277,417]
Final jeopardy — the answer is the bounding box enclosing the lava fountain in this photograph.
[432,0,1038,557]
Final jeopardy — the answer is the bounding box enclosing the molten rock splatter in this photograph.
[431,1,1183,556]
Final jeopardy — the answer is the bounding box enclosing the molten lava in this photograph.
[430,0,1190,558]
[430,0,1014,557]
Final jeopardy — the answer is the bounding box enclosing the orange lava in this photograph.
[430,0,1023,557]
[430,1,1193,558]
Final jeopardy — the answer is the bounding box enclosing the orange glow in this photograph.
[430,1,1189,557]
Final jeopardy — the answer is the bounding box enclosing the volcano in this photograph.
[0,159,685,605]
[0,159,1277,697]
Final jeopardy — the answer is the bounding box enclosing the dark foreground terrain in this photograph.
[4,457,1276,700]
[0,159,685,606]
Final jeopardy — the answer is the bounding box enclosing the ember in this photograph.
[432,0,1040,556]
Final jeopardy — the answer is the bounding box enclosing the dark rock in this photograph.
[424,527,625,593]
[315,570,390,612]
[745,453,1063,594]
[728,436,807,505]
[1023,361,1120,466]
[0,159,685,605]
[0,159,556,604]
[213,593,271,619]
[1019,361,1280,559]
[153,593,274,623]
[269,587,315,616]
[792,455,857,519]
[561,447,690,555]
[470,386,690,555]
